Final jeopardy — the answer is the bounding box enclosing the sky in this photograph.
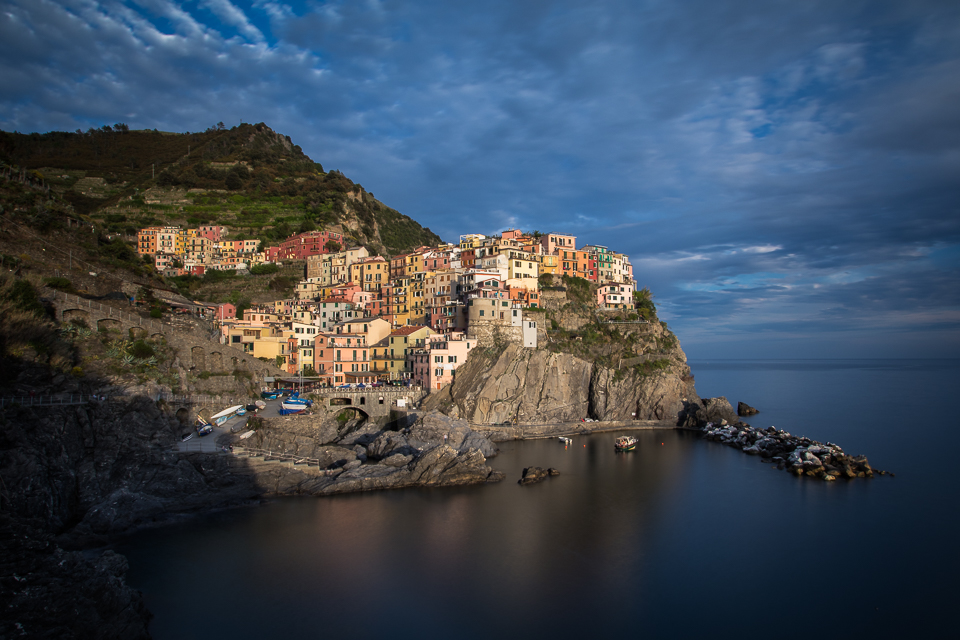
[2,0,959,359]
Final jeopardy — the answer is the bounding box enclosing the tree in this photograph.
[324,240,341,253]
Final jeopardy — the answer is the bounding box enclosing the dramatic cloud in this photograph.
[1,0,958,358]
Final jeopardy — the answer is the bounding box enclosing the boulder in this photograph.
[518,466,558,485]
[737,401,760,416]
[407,411,498,458]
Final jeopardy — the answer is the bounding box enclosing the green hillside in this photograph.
[0,123,442,256]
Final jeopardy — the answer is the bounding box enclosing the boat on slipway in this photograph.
[210,405,244,426]
[615,436,638,452]
[279,400,307,416]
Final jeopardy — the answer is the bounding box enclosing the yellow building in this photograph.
[349,256,389,293]
[370,325,435,379]
[538,253,560,276]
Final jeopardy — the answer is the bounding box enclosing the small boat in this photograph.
[210,404,244,426]
[196,416,214,437]
[558,436,573,445]
[278,400,306,415]
[261,391,281,400]
[285,393,312,406]
[254,400,266,409]
[615,436,638,451]
[236,407,247,417]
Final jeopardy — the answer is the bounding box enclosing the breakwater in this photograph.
[701,421,888,480]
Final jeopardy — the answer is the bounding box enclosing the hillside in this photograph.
[0,122,442,256]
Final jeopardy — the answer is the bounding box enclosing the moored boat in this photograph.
[615,436,638,451]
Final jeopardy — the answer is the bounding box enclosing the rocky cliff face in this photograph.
[423,311,701,424]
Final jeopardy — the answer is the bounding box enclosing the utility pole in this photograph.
[152,164,155,180]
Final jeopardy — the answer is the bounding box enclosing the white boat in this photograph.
[210,404,244,426]
[279,401,306,415]
[559,436,573,445]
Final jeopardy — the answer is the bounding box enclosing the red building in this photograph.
[270,230,344,260]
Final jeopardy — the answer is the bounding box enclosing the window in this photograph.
[479,310,484,317]
[448,355,457,363]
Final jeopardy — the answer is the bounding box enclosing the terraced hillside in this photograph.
[0,122,441,257]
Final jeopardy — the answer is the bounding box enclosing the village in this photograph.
[137,225,638,390]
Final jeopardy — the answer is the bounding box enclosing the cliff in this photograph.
[424,278,701,425]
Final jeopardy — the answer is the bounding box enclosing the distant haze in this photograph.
[2,1,958,358]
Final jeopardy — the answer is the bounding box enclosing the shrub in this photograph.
[43,277,73,291]
[250,263,279,276]
[149,308,162,318]
[129,340,155,359]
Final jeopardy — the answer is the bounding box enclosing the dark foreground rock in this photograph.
[0,400,503,638]
[518,466,560,485]
[701,422,889,480]
[0,515,151,640]
[737,401,759,416]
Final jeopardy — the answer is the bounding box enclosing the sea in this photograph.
[114,359,960,639]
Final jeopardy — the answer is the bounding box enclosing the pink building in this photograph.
[541,233,576,255]
[597,283,631,309]
[198,225,227,242]
[409,332,477,391]
[211,303,236,321]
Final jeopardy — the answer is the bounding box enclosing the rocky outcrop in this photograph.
[229,410,504,496]
[737,401,759,416]
[518,466,560,485]
[423,342,698,425]
[678,396,738,428]
[701,422,888,480]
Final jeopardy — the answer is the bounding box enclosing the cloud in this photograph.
[1,0,958,357]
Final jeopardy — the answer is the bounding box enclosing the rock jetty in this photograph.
[701,422,889,480]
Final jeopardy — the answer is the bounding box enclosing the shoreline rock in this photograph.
[737,401,759,416]
[518,466,560,485]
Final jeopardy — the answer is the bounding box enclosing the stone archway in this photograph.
[191,347,205,369]
[208,351,223,372]
[97,318,123,332]
[62,308,90,325]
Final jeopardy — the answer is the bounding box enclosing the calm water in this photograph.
[116,359,960,639]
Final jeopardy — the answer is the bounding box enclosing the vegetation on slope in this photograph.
[535,274,683,376]
[0,122,442,256]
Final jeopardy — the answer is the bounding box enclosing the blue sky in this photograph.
[2,0,959,359]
